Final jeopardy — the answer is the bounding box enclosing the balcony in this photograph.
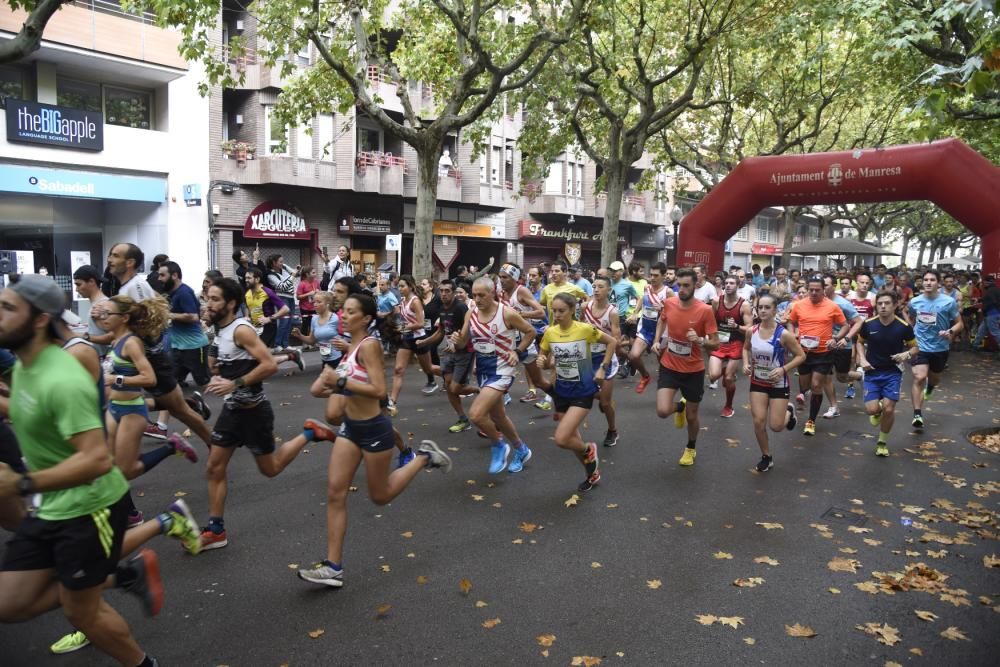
[216,151,336,187]
[595,192,647,222]
[523,183,586,217]
[222,48,301,90]
[354,151,406,196]
[0,1,186,70]
[478,180,515,207]
[437,168,462,202]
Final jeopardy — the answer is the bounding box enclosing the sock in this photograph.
[303,428,315,441]
[809,394,823,421]
[115,563,138,590]
[686,440,697,450]
[208,516,224,534]
[878,431,888,444]
[458,415,469,422]
[136,654,155,667]
[156,512,174,534]
[322,560,342,571]
[926,383,935,392]
[914,409,922,416]
[426,373,435,384]
[724,383,735,409]
[139,445,174,472]
[156,421,168,431]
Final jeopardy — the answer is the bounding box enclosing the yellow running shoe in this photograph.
[803,419,816,436]
[50,631,90,654]
[678,447,697,466]
[875,444,889,457]
[674,399,687,429]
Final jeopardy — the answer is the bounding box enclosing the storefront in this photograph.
[338,211,400,277]
[519,219,625,271]
[432,219,505,275]
[232,200,315,274]
[750,243,782,271]
[630,223,669,268]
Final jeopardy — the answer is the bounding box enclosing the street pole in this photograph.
[669,205,683,266]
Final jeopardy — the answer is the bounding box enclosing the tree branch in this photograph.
[0,0,67,65]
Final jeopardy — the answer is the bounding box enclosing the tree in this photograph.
[518,0,762,267]
[143,0,586,280]
[0,0,68,64]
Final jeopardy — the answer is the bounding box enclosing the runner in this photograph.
[651,269,719,466]
[0,275,161,667]
[907,269,962,429]
[198,278,329,550]
[709,275,753,418]
[787,274,849,436]
[292,291,342,398]
[607,261,638,377]
[821,274,865,418]
[498,263,553,410]
[692,263,718,304]
[418,277,443,394]
[742,294,805,472]
[71,265,110,358]
[627,262,671,394]
[857,291,918,456]
[387,275,436,416]
[244,267,305,372]
[537,293,618,491]
[158,261,212,412]
[846,271,876,398]
[539,262,588,402]
[519,266,551,405]
[451,277,537,474]
[582,277,622,447]
[420,279,477,434]
[296,293,451,588]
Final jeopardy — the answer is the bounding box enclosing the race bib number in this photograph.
[718,331,731,343]
[556,360,580,381]
[801,335,819,349]
[643,306,659,320]
[102,356,114,376]
[335,362,349,379]
[667,338,692,356]
[917,311,936,325]
[253,325,264,336]
[474,341,495,355]
[319,343,333,357]
[753,365,776,383]
[423,319,432,330]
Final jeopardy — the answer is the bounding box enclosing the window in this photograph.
[57,78,101,113]
[575,164,584,197]
[358,126,380,152]
[264,106,287,155]
[736,225,750,241]
[105,86,151,129]
[479,153,487,184]
[544,160,563,194]
[490,145,502,184]
[754,216,778,244]
[296,121,312,159]
[0,65,30,103]
[295,41,310,66]
[318,114,334,161]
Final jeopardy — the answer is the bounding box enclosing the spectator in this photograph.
[147,253,169,294]
[570,265,593,296]
[296,266,321,337]
[233,245,265,291]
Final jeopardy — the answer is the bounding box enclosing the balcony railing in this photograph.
[438,168,461,182]
[356,151,408,173]
[70,0,156,24]
[367,66,392,85]
[222,45,258,72]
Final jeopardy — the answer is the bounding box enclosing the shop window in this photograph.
[318,114,335,161]
[0,65,31,103]
[56,78,102,113]
[105,86,151,129]
[264,105,287,154]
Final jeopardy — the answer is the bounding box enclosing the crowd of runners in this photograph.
[0,241,996,666]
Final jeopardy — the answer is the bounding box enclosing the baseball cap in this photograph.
[609,261,625,271]
[8,274,65,316]
[73,265,104,284]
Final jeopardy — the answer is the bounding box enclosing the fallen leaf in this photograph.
[940,592,971,607]
[855,581,882,594]
[308,628,325,638]
[864,538,884,547]
[839,547,858,554]
[511,538,524,545]
[743,637,756,645]
[940,626,969,641]
[755,522,784,530]
[174,490,187,497]
[380,565,391,573]
[646,579,663,589]
[828,557,861,573]
[733,577,765,588]
[914,610,938,622]
[400,531,413,538]
[828,587,841,594]
[519,522,538,533]
[375,603,391,617]
[856,622,901,646]
[718,616,744,629]
[754,556,780,566]
[927,549,947,559]
[713,551,734,560]
[492,502,502,508]
[695,614,718,625]
[785,623,818,638]
[885,662,902,667]
[909,648,923,656]
[847,526,873,534]
[536,633,556,647]
[564,494,580,507]
[416,575,428,585]
[287,563,298,569]
[849,498,864,505]
[570,657,601,667]
[475,600,488,608]
[591,562,602,569]
[481,618,501,629]
[984,554,1000,568]
[459,578,472,595]
[541,650,549,658]
[606,503,619,509]
[471,494,484,501]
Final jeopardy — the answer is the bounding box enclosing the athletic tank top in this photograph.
[749,323,788,389]
[850,294,875,319]
[500,287,535,346]
[64,337,107,413]
[215,317,265,407]
[641,284,670,322]
[715,298,746,343]
[401,296,425,338]
[470,304,517,377]
[583,302,614,353]
[337,335,374,385]
[107,334,140,379]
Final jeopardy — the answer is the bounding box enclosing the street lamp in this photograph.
[669,204,683,265]
[207,179,240,270]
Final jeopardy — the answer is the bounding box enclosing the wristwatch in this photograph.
[234,377,247,388]
[114,375,125,388]
[83,332,91,341]
[335,376,348,393]
[16,473,34,497]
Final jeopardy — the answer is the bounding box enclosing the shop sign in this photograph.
[631,225,666,249]
[564,242,582,266]
[340,215,392,234]
[0,163,164,202]
[519,219,625,244]
[243,201,310,240]
[5,100,103,151]
[751,243,781,255]
[433,220,502,238]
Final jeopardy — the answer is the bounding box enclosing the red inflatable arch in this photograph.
[677,138,1000,277]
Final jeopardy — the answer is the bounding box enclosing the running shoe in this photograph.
[504,393,511,406]
[803,419,816,436]
[869,412,882,427]
[398,447,415,468]
[386,399,398,416]
[911,414,924,428]
[488,441,511,474]
[519,390,538,403]
[477,429,489,439]
[678,447,697,466]
[127,510,144,529]
[708,380,719,390]
[121,549,163,617]
[755,455,773,472]
[185,391,211,421]
[143,422,168,440]
[168,433,198,463]
[844,384,855,399]
[583,442,599,479]
[448,417,472,433]
[298,561,344,588]
[795,393,805,407]
[720,406,735,418]
[674,399,687,428]
[199,528,229,551]
[603,430,618,447]
[635,375,651,394]
[875,444,890,457]
[922,385,934,400]
[421,381,440,395]
[50,631,90,655]
[578,471,601,492]
[416,440,452,472]
[822,406,840,419]
[617,362,630,379]
[508,444,532,473]
[785,405,797,431]
[166,499,202,555]
[855,366,866,382]
[288,349,306,372]
[534,399,553,411]
[304,418,338,442]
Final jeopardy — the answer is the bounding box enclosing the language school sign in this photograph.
[243,201,310,240]
[5,100,103,151]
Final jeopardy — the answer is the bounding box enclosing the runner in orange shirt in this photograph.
[786,274,848,436]
[651,269,719,466]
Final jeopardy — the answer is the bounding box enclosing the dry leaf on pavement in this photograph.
[308,629,325,638]
[713,551,734,560]
[375,604,391,617]
[847,526,873,534]
[733,577,765,588]
[471,495,484,501]
[695,614,718,626]
[519,522,538,533]
[380,565,391,573]
[940,626,969,641]
[459,578,472,595]
[755,522,784,530]
[536,634,556,647]
[828,557,861,573]
[983,554,1000,568]
[400,531,413,538]
[753,556,780,566]
[718,616,744,629]
[646,579,663,589]
[856,622,901,646]
[475,600,488,608]
[785,623,817,638]
[743,637,756,645]
[481,618,501,629]
[591,562,602,569]
[570,657,601,667]
[914,610,937,622]
[565,494,580,507]
[416,575,428,585]
[828,588,841,594]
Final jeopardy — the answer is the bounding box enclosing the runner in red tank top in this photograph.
[708,276,752,419]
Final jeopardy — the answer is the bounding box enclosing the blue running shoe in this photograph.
[488,441,511,474]
[508,444,532,473]
[504,393,511,406]
[844,384,855,399]
[398,447,415,468]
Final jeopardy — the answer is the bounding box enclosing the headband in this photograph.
[500,264,521,281]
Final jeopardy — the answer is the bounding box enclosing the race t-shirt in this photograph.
[693,282,717,304]
[908,293,960,353]
[831,294,860,351]
[658,298,717,373]
[858,316,915,371]
[439,300,472,353]
[119,273,158,302]
[11,345,128,520]
[168,283,209,350]
[539,321,604,398]
[540,282,587,322]
[609,279,638,318]
[787,297,846,354]
[245,286,286,327]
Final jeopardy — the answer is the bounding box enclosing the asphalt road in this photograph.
[3,349,998,666]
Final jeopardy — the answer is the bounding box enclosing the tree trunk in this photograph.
[779,208,797,269]
[915,240,927,268]
[600,162,628,268]
[899,232,910,266]
[413,145,442,282]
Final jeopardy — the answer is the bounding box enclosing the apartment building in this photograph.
[0,0,210,313]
